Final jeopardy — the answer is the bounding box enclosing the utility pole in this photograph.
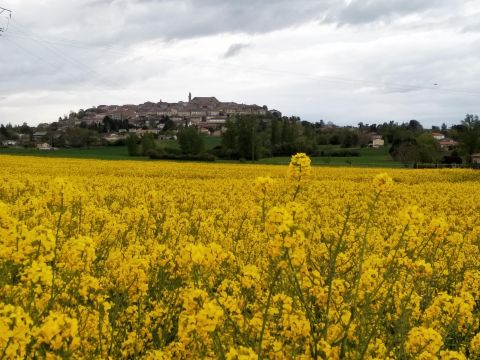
[251,122,255,162]
[0,6,11,36]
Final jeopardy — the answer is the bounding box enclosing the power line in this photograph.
[3,11,480,98]
[2,34,61,73]
[7,18,122,88]
[0,6,11,35]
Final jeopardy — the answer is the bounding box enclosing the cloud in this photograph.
[6,0,464,46]
[1,0,480,126]
[223,43,250,58]
[324,0,457,25]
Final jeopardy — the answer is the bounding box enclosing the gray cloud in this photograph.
[223,43,250,58]
[6,0,465,46]
[324,0,458,25]
[1,0,480,126]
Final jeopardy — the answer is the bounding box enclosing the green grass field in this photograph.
[0,146,134,160]
[156,137,222,150]
[0,140,402,167]
[0,137,224,161]
[258,147,403,167]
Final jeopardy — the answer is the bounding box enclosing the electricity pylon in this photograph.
[0,6,12,35]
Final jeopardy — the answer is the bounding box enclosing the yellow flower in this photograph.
[253,176,276,200]
[439,350,467,360]
[372,173,393,192]
[35,311,80,354]
[423,292,475,334]
[241,264,261,289]
[1,153,480,358]
[226,346,257,360]
[265,206,293,235]
[0,304,32,359]
[470,333,480,357]
[288,153,312,182]
[405,326,442,358]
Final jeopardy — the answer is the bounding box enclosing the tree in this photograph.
[391,140,421,166]
[141,133,157,156]
[390,133,441,165]
[177,127,204,155]
[236,116,262,160]
[126,134,140,156]
[415,133,442,163]
[458,114,480,162]
[19,122,32,135]
[220,115,266,160]
[221,120,238,158]
[61,128,100,147]
[270,118,281,146]
[162,117,176,133]
[407,119,423,132]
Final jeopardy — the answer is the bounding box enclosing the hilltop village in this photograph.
[1,95,477,166]
[59,94,273,135]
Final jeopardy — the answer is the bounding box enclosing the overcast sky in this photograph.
[1,0,480,126]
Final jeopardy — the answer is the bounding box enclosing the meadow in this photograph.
[1,154,480,359]
[0,143,401,167]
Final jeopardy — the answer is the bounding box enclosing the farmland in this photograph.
[0,142,403,167]
[1,155,480,359]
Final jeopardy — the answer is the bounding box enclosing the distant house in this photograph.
[32,131,48,142]
[190,97,220,109]
[1,140,17,147]
[369,134,384,148]
[136,129,160,137]
[432,132,445,140]
[36,143,52,150]
[439,138,459,151]
[18,134,30,141]
[103,133,126,144]
[371,138,385,148]
[472,154,480,164]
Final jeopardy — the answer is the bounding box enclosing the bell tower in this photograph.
[188,92,192,102]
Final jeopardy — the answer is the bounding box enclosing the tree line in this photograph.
[4,113,480,165]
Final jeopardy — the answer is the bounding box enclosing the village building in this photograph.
[36,142,52,150]
[1,140,17,147]
[103,133,126,144]
[72,94,269,131]
[32,131,48,142]
[369,134,384,148]
[432,132,446,140]
[439,138,459,151]
[472,153,480,164]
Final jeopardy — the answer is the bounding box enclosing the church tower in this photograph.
[188,92,192,102]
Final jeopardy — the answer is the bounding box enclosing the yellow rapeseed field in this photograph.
[1,154,480,359]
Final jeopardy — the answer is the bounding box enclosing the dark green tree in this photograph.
[458,114,480,162]
[177,127,204,155]
[126,134,140,156]
[162,117,176,132]
[221,119,238,158]
[270,118,281,146]
[141,133,157,156]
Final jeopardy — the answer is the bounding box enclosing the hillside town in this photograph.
[0,94,277,148]
[1,95,479,166]
[60,93,271,133]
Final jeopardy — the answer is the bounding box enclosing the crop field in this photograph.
[1,154,480,359]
